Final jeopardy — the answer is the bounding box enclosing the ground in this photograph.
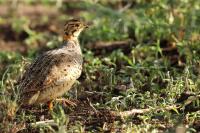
[0,0,200,133]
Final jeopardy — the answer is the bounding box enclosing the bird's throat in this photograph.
[63,35,79,48]
[63,34,77,41]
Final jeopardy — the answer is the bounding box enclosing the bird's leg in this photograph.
[55,98,77,107]
[47,100,53,110]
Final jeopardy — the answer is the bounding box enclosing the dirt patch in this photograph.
[0,41,27,54]
[0,4,59,18]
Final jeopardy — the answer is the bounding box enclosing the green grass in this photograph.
[0,0,200,132]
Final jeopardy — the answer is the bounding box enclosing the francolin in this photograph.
[18,19,88,109]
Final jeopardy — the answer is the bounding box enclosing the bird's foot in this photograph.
[47,101,53,111]
[55,98,77,107]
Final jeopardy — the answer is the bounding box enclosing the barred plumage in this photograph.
[18,19,88,105]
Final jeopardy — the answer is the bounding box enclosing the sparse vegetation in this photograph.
[0,0,200,132]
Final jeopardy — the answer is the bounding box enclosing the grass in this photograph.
[0,0,200,132]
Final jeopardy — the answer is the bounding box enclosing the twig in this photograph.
[84,91,105,95]
[12,120,57,132]
[30,120,57,126]
[112,105,180,117]
[91,39,134,50]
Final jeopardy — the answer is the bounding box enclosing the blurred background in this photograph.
[0,0,200,132]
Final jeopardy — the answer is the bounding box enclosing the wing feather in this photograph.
[19,50,82,95]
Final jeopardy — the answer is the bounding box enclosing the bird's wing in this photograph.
[19,50,80,94]
[42,53,81,89]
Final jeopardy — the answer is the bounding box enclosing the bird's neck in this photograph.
[63,34,78,41]
[63,35,79,45]
[62,35,81,53]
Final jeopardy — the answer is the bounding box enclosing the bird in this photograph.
[18,19,88,109]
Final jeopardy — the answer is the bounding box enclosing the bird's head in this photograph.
[63,19,88,41]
